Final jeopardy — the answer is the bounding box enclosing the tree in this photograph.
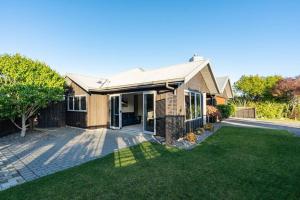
[234,75,282,100]
[272,76,300,118]
[0,54,65,136]
[264,75,283,98]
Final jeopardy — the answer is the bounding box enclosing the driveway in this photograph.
[223,118,300,136]
[0,127,152,190]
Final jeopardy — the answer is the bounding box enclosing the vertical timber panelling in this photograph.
[88,94,108,128]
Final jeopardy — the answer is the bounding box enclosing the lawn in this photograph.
[1,126,300,200]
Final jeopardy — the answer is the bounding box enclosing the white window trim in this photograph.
[67,95,87,112]
[184,90,202,122]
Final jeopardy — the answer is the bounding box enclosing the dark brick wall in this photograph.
[165,115,185,144]
[164,92,186,144]
[185,118,203,133]
[155,98,166,137]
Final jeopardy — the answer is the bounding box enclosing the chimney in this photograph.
[189,54,204,62]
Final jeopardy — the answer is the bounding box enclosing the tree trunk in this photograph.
[21,114,26,137]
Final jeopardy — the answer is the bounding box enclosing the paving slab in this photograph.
[0,127,151,190]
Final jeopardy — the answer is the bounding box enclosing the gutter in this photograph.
[166,82,176,95]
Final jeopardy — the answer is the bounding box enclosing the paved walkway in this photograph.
[223,118,300,136]
[0,127,152,190]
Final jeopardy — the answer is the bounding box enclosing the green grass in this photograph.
[1,126,300,200]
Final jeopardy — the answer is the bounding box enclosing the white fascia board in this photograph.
[184,60,209,84]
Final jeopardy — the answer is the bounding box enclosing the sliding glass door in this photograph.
[143,92,155,133]
[110,95,121,129]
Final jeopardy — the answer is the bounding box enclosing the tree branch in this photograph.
[10,118,22,130]
[26,105,40,120]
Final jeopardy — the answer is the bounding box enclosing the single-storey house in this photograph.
[207,76,233,105]
[65,55,231,144]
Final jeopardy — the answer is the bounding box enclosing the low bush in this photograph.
[185,133,197,143]
[203,123,214,131]
[207,105,222,122]
[195,128,205,135]
[217,104,236,118]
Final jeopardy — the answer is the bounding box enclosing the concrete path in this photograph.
[223,118,300,136]
[0,127,152,190]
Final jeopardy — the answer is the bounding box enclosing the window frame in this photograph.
[184,90,202,121]
[67,95,87,112]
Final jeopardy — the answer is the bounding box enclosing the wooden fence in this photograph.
[0,119,20,137]
[37,101,66,128]
[0,101,66,137]
[233,107,256,118]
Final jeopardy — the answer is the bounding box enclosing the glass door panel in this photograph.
[110,95,121,129]
[143,93,154,133]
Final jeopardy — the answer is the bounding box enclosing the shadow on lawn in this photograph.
[112,140,183,168]
[113,142,163,168]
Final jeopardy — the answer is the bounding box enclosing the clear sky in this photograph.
[0,0,299,82]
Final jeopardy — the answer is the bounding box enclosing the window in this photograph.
[74,96,80,110]
[185,92,191,120]
[80,97,86,110]
[184,91,202,120]
[196,93,201,117]
[68,96,87,111]
[68,96,74,110]
[191,93,196,119]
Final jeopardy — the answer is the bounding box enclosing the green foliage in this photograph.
[0,54,64,88]
[246,101,288,119]
[0,54,65,135]
[234,75,282,100]
[217,104,236,118]
[0,84,63,119]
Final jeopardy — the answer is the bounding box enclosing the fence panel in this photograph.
[234,107,256,118]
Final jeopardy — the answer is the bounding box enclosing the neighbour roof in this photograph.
[216,76,229,93]
[216,76,234,98]
[66,59,211,92]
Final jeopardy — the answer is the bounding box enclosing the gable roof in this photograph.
[66,59,217,92]
[216,76,233,98]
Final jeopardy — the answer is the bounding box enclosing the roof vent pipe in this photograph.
[189,54,204,62]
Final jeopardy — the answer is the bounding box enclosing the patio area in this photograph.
[0,127,152,190]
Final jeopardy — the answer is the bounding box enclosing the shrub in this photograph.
[195,128,205,135]
[247,101,288,119]
[207,105,222,121]
[217,104,236,118]
[290,105,300,120]
[203,123,214,131]
[185,133,197,143]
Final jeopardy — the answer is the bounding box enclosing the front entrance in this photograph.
[109,91,156,134]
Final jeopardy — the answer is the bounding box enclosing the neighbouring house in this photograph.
[207,76,233,106]
[65,55,231,144]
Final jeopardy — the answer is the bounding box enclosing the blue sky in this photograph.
[0,0,299,82]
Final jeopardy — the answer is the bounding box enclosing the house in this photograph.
[65,55,230,144]
[207,76,233,106]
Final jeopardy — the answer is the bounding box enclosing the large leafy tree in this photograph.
[272,76,300,118]
[0,54,65,137]
[234,75,282,100]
